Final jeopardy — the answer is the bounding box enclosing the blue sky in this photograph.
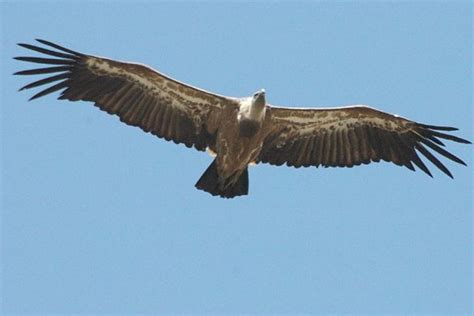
[1,1,472,314]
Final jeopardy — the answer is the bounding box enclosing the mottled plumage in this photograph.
[15,40,470,198]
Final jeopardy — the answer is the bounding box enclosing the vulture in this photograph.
[15,39,470,198]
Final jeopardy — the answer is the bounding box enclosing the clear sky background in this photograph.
[1,1,472,315]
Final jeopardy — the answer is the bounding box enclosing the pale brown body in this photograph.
[213,104,272,187]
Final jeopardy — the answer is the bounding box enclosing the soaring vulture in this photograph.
[15,39,470,198]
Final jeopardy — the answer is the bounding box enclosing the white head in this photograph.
[252,89,266,108]
[238,89,267,121]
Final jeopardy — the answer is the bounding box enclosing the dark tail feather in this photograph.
[195,160,249,198]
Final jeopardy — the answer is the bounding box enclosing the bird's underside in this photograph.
[15,39,471,198]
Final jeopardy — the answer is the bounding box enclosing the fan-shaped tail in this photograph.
[195,160,248,198]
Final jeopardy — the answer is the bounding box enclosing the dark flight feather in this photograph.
[15,39,226,153]
[260,106,469,178]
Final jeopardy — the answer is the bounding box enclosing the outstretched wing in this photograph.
[259,105,470,177]
[15,39,239,151]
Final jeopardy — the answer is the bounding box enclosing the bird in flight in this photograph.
[15,39,470,198]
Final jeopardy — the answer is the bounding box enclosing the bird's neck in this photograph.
[249,101,266,121]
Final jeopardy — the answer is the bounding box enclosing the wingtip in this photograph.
[35,39,52,47]
[13,56,31,62]
[418,168,433,178]
[453,137,471,145]
[422,166,433,178]
[444,170,454,179]
[28,92,43,101]
[418,123,459,131]
[17,43,29,48]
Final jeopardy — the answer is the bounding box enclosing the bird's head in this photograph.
[252,89,266,107]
